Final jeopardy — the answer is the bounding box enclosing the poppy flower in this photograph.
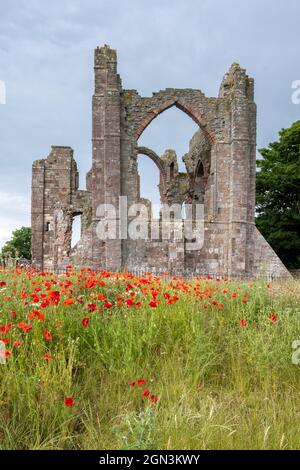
[44,352,52,361]
[17,322,32,333]
[82,317,90,328]
[88,302,97,312]
[142,388,150,397]
[150,394,159,404]
[64,298,75,306]
[240,319,247,327]
[43,329,52,341]
[0,323,13,335]
[130,380,135,387]
[269,313,278,323]
[104,302,112,309]
[137,379,147,386]
[64,396,75,407]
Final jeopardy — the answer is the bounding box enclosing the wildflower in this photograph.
[149,301,158,308]
[82,317,90,328]
[150,394,158,404]
[137,379,147,386]
[44,352,52,361]
[240,319,247,327]
[88,302,97,312]
[64,298,75,306]
[142,388,150,397]
[17,322,32,333]
[130,380,135,387]
[48,290,60,305]
[0,323,13,335]
[43,329,52,341]
[31,293,40,303]
[64,397,75,407]
[104,302,112,309]
[269,313,278,323]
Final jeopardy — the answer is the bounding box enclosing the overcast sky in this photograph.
[0,0,300,247]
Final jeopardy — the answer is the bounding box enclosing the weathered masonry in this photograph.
[31,44,290,277]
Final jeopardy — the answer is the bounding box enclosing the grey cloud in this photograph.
[0,0,300,244]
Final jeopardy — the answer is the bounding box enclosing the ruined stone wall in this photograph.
[31,146,92,270]
[31,44,291,278]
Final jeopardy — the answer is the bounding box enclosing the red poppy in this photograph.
[82,317,90,328]
[88,302,97,312]
[240,319,247,327]
[269,313,278,324]
[44,352,52,361]
[17,322,32,333]
[142,388,150,397]
[64,396,75,407]
[0,323,13,335]
[137,379,147,386]
[130,380,135,387]
[104,302,112,309]
[48,290,60,305]
[43,329,52,341]
[150,394,159,404]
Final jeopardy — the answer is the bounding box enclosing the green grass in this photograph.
[0,269,300,449]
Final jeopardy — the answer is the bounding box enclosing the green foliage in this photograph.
[256,121,300,269]
[1,227,31,260]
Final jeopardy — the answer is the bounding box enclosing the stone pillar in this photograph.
[31,160,45,269]
[92,45,122,270]
[228,65,254,276]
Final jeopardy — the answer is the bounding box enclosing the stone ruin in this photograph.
[31,44,290,278]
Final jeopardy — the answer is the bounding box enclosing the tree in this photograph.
[256,121,300,269]
[1,227,32,260]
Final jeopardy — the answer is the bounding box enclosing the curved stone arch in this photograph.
[133,91,216,144]
[136,146,166,193]
[195,158,205,178]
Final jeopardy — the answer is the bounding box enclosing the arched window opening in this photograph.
[194,161,205,204]
[71,214,81,248]
[137,155,161,219]
[138,106,198,173]
[170,161,175,179]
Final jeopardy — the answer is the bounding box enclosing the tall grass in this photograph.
[0,269,299,449]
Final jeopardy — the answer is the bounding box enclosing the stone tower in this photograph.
[31,45,290,278]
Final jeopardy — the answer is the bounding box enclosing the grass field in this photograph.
[0,267,299,450]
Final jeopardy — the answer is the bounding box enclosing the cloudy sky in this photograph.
[0,0,299,247]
